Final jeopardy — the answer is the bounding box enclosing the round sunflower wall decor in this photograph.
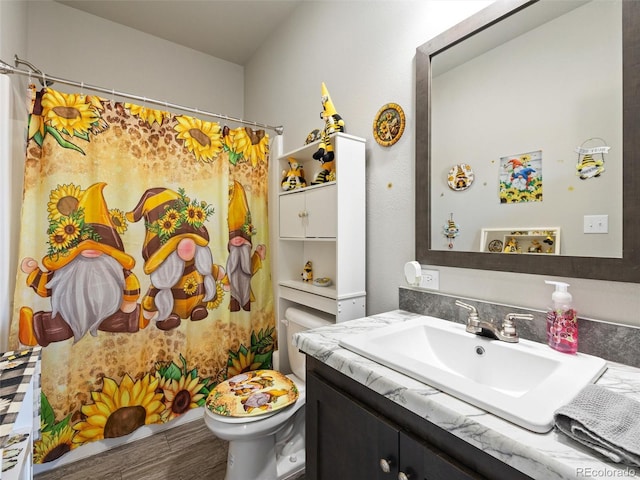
[373,103,405,147]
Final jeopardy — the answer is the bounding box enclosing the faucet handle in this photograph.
[455,300,479,320]
[456,300,482,335]
[502,313,534,338]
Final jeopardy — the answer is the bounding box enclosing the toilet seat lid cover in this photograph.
[206,369,299,418]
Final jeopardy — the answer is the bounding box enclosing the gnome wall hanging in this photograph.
[443,213,460,249]
[311,82,345,185]
[575,137,609,180]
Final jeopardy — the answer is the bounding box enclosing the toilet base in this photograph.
[226,443,304,480]
[223,408,305,480]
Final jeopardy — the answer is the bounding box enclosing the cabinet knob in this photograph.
[298,210,308,218]
[398,472,411,480]
[379,458,393,473]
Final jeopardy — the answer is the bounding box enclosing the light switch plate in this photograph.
[583,215,608,234]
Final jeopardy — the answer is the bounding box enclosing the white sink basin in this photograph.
[338,316,607,433]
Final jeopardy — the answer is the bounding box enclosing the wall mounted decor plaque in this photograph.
[447,163,474,191]
[373,103,405,147]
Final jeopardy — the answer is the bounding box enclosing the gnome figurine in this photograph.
[281,158,307,191]
[312,83,345,183]
[301,261,313,283]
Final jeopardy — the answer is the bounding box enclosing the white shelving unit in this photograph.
[275,133,366,373]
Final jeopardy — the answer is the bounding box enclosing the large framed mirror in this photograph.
[416,0,640,282]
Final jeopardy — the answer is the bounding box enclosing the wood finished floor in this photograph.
[34,419,306,480]
[34,419,227,480]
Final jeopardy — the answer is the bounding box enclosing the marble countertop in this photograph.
[293,310,640,480]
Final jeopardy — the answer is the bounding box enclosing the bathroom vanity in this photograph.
[294,311,640,480]
[306,360,522,480]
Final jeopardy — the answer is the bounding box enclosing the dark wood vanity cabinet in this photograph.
[306,371,478,479]
[305,356,533,480]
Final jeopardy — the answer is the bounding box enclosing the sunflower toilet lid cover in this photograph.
[206,370,299,418]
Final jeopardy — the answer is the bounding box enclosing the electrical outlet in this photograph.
[420,268,440,290]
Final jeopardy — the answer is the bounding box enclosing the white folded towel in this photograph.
[554,384,640,467]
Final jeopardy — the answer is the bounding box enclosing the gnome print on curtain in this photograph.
[126,187,225,331]
[224,180,266,312]
[18,182,143,347]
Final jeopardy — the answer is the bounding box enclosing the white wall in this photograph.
[25,1,244,114]
[245,0,640,327]
[245,0,493,316]
[0,0,246,351]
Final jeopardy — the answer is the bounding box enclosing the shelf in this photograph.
[279,237,336,242]
[279,181,336,197]
[280,133,365,162]
[480,227,560,255]
[279,279,336,299]
[279,284,338,316]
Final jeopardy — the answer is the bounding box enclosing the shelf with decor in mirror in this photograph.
[480,227,560,255]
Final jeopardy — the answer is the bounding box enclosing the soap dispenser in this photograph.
[545,280,578,354]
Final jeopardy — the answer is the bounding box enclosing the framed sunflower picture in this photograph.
[373,103,406,147]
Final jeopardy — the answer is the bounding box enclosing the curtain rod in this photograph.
[0,55,284,135]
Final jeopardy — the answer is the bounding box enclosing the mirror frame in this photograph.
[416,0,640,282]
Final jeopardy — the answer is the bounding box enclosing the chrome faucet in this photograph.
[455,300,533,343]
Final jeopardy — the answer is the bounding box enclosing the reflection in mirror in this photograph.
[416,0,640,282]
[430,0,621,257]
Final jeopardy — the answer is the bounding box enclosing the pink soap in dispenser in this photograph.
[545,280,578,354]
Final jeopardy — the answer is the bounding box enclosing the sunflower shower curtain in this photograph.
[8,86,275,464]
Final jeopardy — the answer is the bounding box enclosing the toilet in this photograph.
[204,306,332,480]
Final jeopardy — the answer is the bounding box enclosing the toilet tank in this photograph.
[283,307,333,380]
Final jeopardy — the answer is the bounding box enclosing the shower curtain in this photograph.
[8,86,275,464]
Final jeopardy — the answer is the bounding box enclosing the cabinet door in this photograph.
[401,432,484,480]
[305,184,336,238]
[306,370,487,480]
[279,191,305,238]
[306,372,399,480]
